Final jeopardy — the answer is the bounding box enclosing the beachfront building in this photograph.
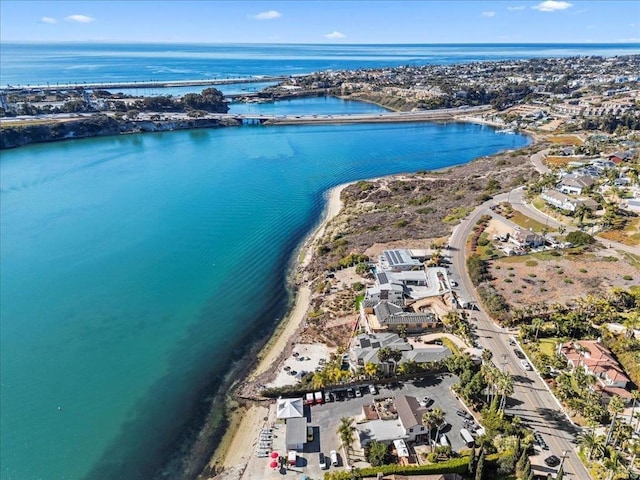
[349,332,451,375]
[360,249,452,334]
[360,300,440,334]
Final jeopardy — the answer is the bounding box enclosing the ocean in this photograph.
[0,42,629,480]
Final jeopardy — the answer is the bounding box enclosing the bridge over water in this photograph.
[227,105,492,125]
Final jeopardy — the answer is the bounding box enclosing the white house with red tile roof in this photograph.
[560,340,633,402]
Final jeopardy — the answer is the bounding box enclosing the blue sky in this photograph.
[1,1,638,43]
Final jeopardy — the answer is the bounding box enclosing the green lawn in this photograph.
[538,338,558,356]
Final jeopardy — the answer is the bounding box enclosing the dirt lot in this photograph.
[488,247,638,309]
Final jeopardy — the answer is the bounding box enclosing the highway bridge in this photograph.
[0,105,494,127]
[226,105,492,125]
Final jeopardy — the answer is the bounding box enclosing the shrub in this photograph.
[566,230,595,246]
[395,219,409,228]
[504,278,513,283]
[623,275,633,281]
[579,268,588,273]
[564,278,573,284]
[525,260,538,267]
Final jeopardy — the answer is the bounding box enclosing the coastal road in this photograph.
[448,192,591,480]
[508,187,640,255]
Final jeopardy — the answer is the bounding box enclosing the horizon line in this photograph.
[2,40,640,46]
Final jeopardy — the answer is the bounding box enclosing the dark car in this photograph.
[544,455,561,467]
[514,349,525,359]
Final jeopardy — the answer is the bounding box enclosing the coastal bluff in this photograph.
[0,115,239,150]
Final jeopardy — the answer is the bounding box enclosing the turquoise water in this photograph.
[0,119,529,479]
[229,95,388,115]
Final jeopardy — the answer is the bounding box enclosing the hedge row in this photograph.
[323,452,504,480]
[323,457,469,479]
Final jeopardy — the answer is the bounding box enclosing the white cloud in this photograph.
[532,1,573,12]
[482,11,496,17]
[507,6,526,11]
[250,10,282,20]
[65,14,95,23]
[40,16,57,24]
[324,31,346,39]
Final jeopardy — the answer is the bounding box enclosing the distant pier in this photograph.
[2,76,289,93]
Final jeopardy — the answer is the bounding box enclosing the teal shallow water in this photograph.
[0,121,528,480]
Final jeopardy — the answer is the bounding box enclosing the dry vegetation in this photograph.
[488,249,638,310]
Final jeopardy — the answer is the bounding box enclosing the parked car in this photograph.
[508,337,517,346]
[368,384,377,395]
[347,388,355,398]
[544,455,561,467]
[330,450,338,467]
[355,388,362,398]
[514,349,525,359]
[520,359,532,371]
[456,409,473,420]
[307,426,314,442]
[419,396,433,407]
[318,452,327,470]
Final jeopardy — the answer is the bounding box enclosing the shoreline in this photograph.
[204,132,541,479]
[206,182,350,476]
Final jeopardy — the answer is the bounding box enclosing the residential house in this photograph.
[350,332,451,374]
[396,395,431,442]
[558,174,595,195]
[379,249,423,271]
[541,190,598,213]
[560,340,633,403]
[360,300,440,333]
[509,228,546,248]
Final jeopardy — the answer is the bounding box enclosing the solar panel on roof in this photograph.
[371,342,381,348]
[361,338,371,348]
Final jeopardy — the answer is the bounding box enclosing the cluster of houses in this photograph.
[541,150,639,215]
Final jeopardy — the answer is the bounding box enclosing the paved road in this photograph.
[509,187,640,255]
[448,192,590,479]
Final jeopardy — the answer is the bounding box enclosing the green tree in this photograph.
[468,446,477,475]
[365,440,388,466]
[337,417,354,452]
[475,449,485,480]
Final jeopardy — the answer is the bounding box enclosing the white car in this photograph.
[520,359,532,371]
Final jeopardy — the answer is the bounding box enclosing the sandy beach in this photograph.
[207,182,349,478]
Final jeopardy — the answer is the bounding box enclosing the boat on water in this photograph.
[496,128,516,134]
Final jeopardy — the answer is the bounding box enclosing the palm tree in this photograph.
[574,202,589,226]
[337,417,354,452]
[431,407,446,447]
[422,411,437,451]
[606,396,626,446]
[481,349,493,365]
[497,371,514,412]
[578,430,606,461]
[603,448,623,480]
[389,348,403,375]
[364,361,379,379]
[532,317,544,339]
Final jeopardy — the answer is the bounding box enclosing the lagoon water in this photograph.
[0,41,622,480]
[0,118,528,480]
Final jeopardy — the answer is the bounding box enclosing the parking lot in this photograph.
[297,373,475,478]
